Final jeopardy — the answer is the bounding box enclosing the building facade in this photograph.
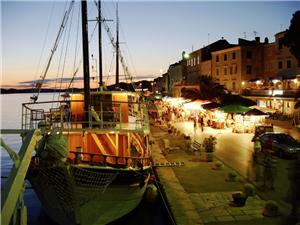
[152,31,300,118]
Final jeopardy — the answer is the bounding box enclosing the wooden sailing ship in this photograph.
[23,1,152,224]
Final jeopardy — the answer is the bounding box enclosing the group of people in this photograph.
[248,137,300,217]
[248,137,278,190]
[193,115,205,132]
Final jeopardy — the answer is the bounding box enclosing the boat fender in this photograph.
[145,184,158,203]
[38,133,69,160]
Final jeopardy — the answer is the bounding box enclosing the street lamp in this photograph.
[182,51,190,60]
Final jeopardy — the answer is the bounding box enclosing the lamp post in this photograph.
[182,51,190,83]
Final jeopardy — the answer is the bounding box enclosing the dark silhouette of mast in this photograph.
[81,0,90,118]
[115,3,119,86]
[98,0,103,88]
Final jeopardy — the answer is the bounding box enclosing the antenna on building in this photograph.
[243,32,246,39]
[253,31,258,38]
[208,33,210,45]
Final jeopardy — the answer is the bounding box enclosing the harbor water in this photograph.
[1,93,173,225]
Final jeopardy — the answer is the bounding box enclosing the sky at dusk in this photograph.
[1,1,300,89]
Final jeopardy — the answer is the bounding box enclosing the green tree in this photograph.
[283,11,300,61]
[181,75,228,101]
[198,75,228,101]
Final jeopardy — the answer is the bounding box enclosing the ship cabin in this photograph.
[22,91,151,168]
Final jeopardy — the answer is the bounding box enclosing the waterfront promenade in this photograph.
[150,121,299,225]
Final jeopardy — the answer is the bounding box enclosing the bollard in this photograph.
[263,200,278,217]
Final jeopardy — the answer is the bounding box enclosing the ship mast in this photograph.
[98,0,103,88]
[115,3,119,86]
[81,0,91,118]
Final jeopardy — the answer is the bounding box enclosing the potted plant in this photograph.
[202,135,217,161]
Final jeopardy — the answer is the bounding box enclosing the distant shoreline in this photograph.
[0,88,83,94]
[0,82,145,94]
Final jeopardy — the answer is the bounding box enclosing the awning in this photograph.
[202,102,222,110]
[244,108,268,116]
[249,105,277,113]
[220,104,250,114]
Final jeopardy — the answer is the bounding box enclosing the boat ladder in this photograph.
[1,129,41,225]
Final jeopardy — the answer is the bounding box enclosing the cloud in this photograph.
[1,74,157,89]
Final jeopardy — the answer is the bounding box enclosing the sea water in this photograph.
[1,93,172,225]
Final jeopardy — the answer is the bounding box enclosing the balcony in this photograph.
[242,89,300,98]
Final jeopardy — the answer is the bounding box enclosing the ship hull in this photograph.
[27,163,150,225]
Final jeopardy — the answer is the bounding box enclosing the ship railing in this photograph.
[68,151,152,168]
[22,100,150,133]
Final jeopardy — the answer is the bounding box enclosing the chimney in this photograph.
[264,37,269,44]
[255,37,260,43]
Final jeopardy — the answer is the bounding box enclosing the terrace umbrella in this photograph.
[202,102,222,110]
[220,104,250,114]
[244,108,268,116]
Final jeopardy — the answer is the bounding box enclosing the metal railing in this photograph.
[21,100,150,133]
[68,151,151,168]
[242,89,300,98]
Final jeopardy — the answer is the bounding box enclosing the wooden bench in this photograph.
[190,141,202,152]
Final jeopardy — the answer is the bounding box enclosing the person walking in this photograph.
[199,115,204,132]
[263,152,277,190]
[193,117,197,131]
[288,154,300,217]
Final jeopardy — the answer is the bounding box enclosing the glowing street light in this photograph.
[293,78,298,84]
[184,53,190,59]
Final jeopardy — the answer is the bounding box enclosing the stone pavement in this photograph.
[150,124,299,225]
